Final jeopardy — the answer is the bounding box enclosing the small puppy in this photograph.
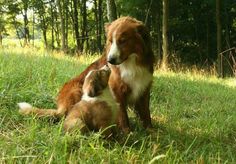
[18,66,119,136]
[63,66,119,136]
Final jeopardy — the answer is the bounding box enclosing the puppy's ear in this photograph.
[87,86,96,97]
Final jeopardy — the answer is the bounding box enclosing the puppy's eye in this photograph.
[108,38,112,44]
[100,71,106,76]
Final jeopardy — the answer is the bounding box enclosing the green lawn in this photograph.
[0,48,236,163]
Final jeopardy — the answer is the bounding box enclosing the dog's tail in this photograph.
[18,102,65,118]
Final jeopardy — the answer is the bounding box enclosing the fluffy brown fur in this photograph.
[18,16,155,134]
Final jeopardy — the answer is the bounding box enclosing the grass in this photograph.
[0,47,236,163]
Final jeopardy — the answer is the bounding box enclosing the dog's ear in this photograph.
[136,23,150,44]
[104,23,111,36]
[135,23,155,67]
[87,81,103,97]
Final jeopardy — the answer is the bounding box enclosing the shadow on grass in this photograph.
[128,75,236,161]
[104,75,236,161]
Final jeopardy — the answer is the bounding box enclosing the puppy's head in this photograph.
[83,66,111,97]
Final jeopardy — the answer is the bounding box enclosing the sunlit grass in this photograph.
[0,47,236,163]
[155,69,236,88]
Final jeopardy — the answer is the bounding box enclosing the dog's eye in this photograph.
[119,38,127,44]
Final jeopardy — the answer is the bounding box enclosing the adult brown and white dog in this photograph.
[105,17,155,133]
[18,16,155,133]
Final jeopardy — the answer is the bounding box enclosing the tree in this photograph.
[0,2,6,46]
[161,0,169,70]
[216,0,222,77]
[32,0,50,48]
[1,0,236,72]
[106,0,117,22]
[21,0,30,46]
[97,0,103,52]
[0,17,6,46]
[81,0,88,52]
[57,0,66,51]
[49,0,56,49]
[6,0,23,46]
[72,0,80,51]
[94,0,103,52]
[64,0,69,50]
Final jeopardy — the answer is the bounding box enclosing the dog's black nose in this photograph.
[107,56,117,65]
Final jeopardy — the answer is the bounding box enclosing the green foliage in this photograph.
[117,0,148,19]
[0,48,236,163]
[0,0,236,66]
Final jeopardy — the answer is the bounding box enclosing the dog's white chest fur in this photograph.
[118,54,153,103]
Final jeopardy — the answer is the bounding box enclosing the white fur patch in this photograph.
[84,70,94,80]
[18,102,33,110]
[107,31,121,62]
[81,94,98,102]
[118,54,153,103]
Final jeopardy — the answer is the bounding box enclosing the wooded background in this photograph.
[0,0,236,71]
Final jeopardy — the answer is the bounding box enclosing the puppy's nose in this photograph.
[107,56,117,65]
[101,64,110,71]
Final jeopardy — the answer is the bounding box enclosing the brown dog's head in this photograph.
[83,65,111,97]
[105,17,153,66]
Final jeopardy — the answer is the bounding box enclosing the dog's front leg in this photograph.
[117,102,130,134]
[134,87,152,129]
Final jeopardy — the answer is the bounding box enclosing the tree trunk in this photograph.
[206,19,209,61]
[65,0,69,50]
[216,0,222,77]
[40,15,48,48]
[94,0,98,51]
[224,3,230,48]
[32,8,35,47]
[81,0,87,52]
[162,0,169,70]
[54,4,61,48]
[57,0,66,51]
[106,0,117,22]
[72,0,80,51]
[43,28,48,48]
[94,0,102,52]
[50,1,55,49]
[0,31,2,46]
[97,0,102,52]
[23,7,30,46]
[13,18,23,47]
[156,8,161,62]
